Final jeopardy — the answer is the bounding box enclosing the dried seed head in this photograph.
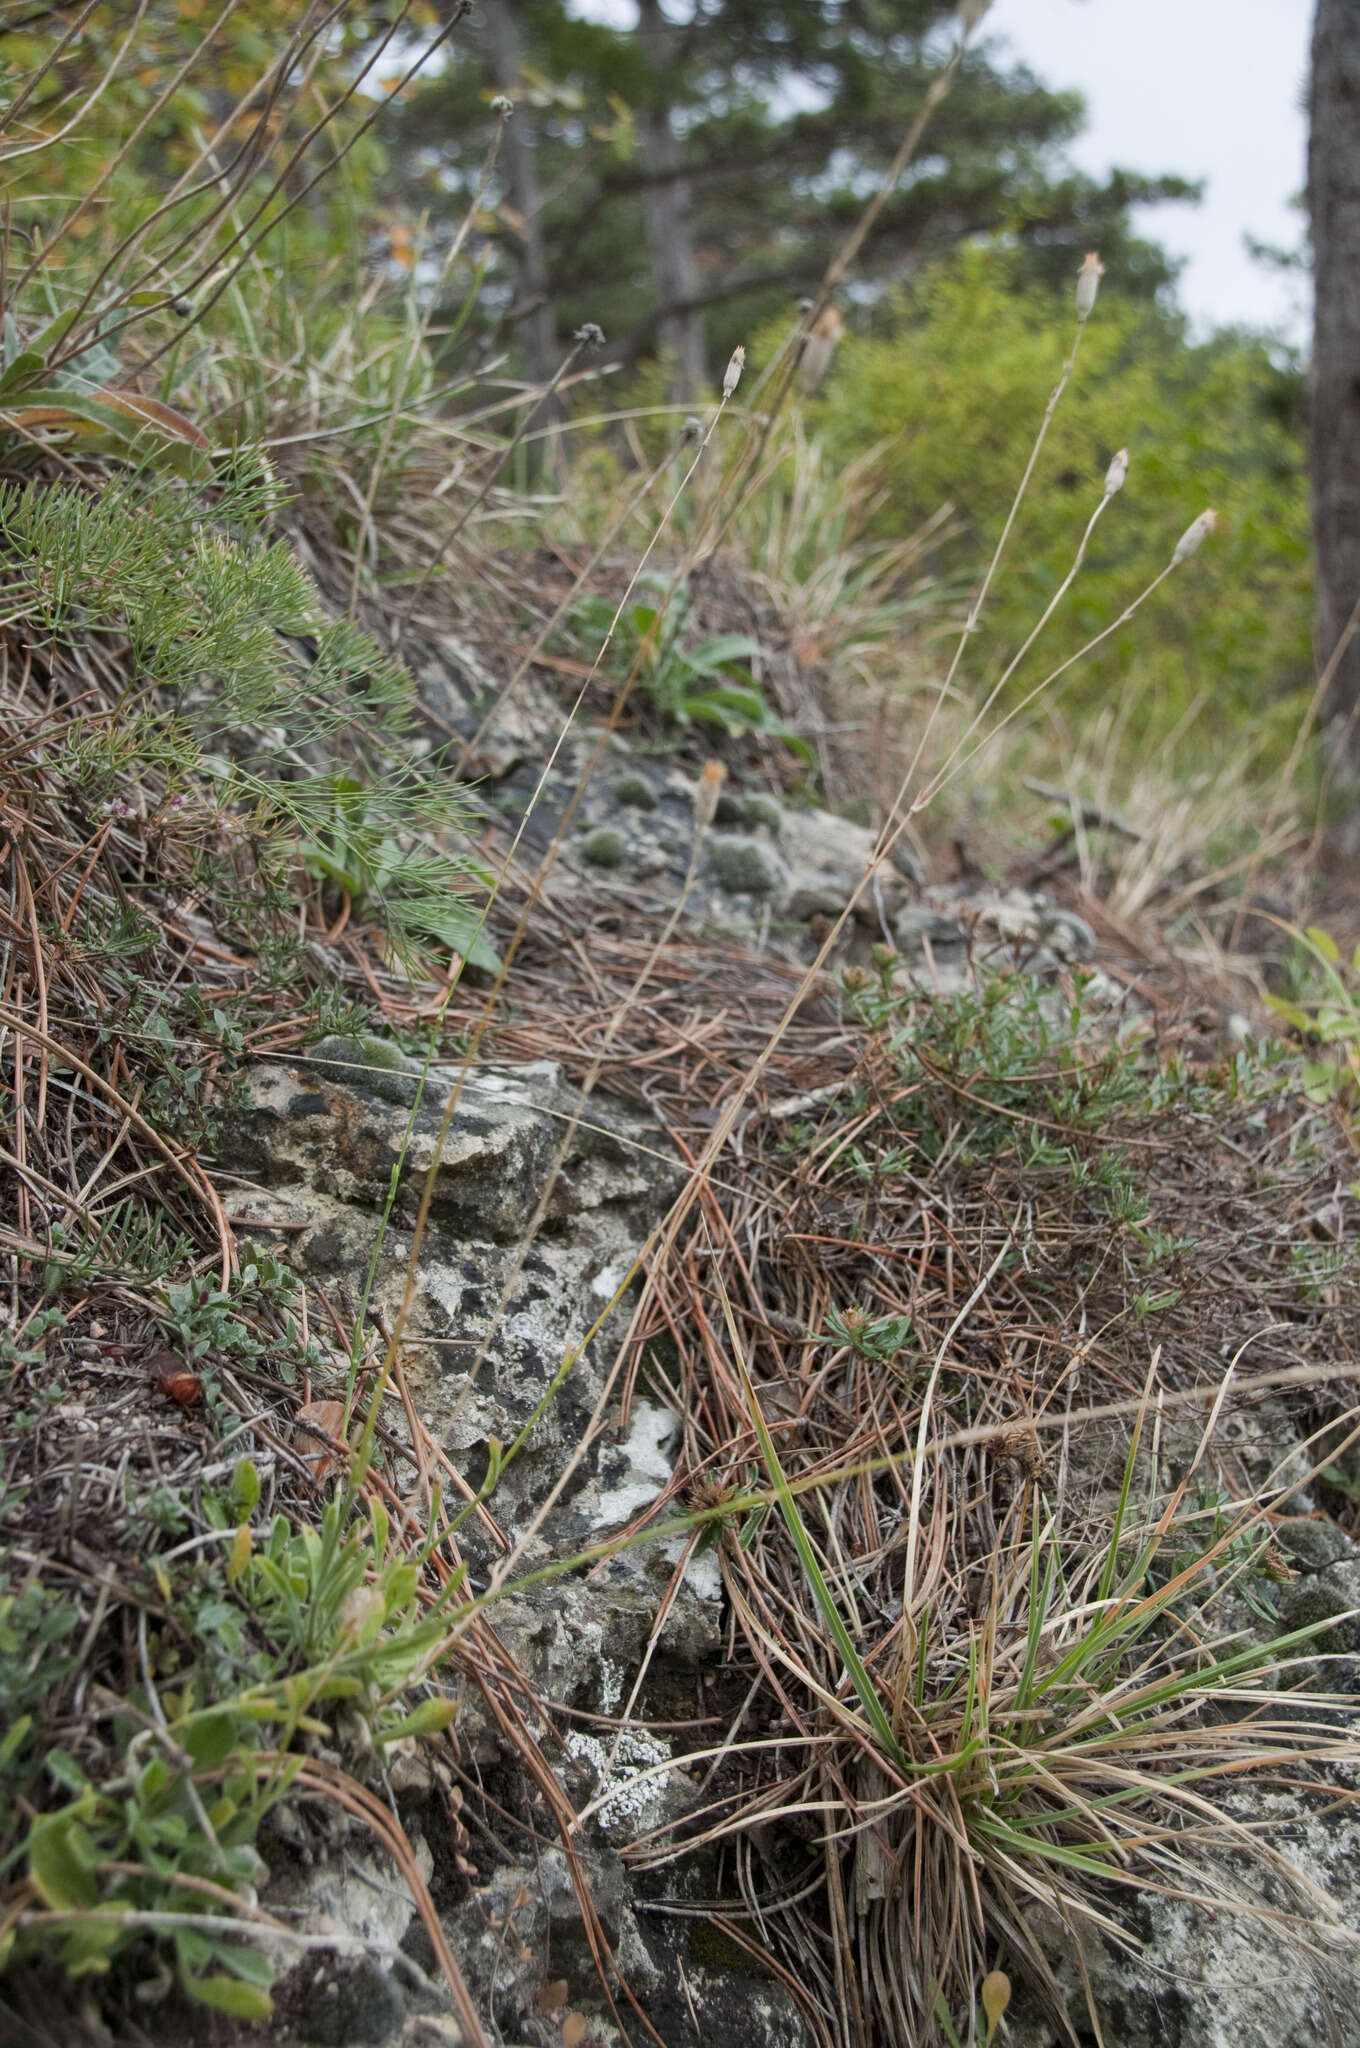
[681,413,705,442]
[981,1973,1012,2034]
[1104,447,1129,497]
[693,758,727,833]
[722,344,746,399]
[573,321,605,351]
[1171,507,1219,566]
[799,306,844,394]
[987,1426,1047,1482]
[1075,251,1104,321]
[957,0,993,36]
[490,94,513,118]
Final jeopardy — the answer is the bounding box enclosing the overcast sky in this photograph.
[568,0,1313,345]
[992,0,1312,343]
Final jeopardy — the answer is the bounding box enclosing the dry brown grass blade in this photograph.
[0,1003,237,1288]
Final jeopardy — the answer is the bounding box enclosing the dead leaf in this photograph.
[100,388,211,448]
[158,1371,203,1408]
[4,388,209,450]
[537,1980,569,2016]
[148,1347,202,1408]
[562,2015,588,2048]
[294,1397,348,1480]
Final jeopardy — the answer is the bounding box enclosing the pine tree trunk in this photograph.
[1309,0,1360,821]
[635,0,708,400]
[484,0,559,389]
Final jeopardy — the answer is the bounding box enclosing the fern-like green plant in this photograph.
[0,469,495,970]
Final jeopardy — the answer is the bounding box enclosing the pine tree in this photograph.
[391,0,1197,385]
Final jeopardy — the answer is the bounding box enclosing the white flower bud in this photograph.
[1075,252,1104,322]
[1104,448,1128,497]
[1171,508,1219,565]
[722,345,746,399]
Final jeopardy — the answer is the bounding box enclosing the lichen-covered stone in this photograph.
[743,792,783,835]
[305,1033,426,1106]
[581,825,627,867]
[778,807,907,925]
[707,835,787,897]
[894,905,968,953]
[1039,905,1097,961]
[213,1053,712,1717]
[612,773,658,810]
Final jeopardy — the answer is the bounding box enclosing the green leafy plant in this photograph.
[297,774,501,971]
[566,577,810,751]
[9,1478,461,2022]
[823,1304,917,1368]
[1264,924,1360,1109]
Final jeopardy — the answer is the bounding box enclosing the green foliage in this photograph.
[565,575,808,749]
[42,1201,195,1297]
[156,1248,320,1399]
[297,775,501,971]
[808,248,1312,755]
[823,1305,917,1371]
[0,10,485,2026]
[392,0,1193,373]
[6,1482,461,2016]
[0,4,396,409]
[845,955,1167,1203]
[1264,924,1360,1110]
[0,469,492,972]
[1147,1483,1285,1628]
[0,1580,82,1821]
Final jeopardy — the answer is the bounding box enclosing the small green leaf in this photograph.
[58,1908,124,1976]
[181,1710,238,1768]
[682,631,762,674]
[0,1715,31,1770]
[180,1968,273,2021]
[28,1807,99,1910]
[380,1696,458,1744]
[232,1457,261,1515]
[0,349,44,395]
[45,1747,89,1794]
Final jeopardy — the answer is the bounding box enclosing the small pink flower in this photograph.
[1171,508,1220,566]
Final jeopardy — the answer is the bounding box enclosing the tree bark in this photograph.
[483,0,559,389]
[635,0,708,400]
[1309,0,1360,808]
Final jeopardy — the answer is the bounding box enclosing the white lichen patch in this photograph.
[596,1657,624,1715]
[591,1258,630,1300]
[595,1399,724,1602]
[564,1726,675,1833]
[595,1399,678,1526]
